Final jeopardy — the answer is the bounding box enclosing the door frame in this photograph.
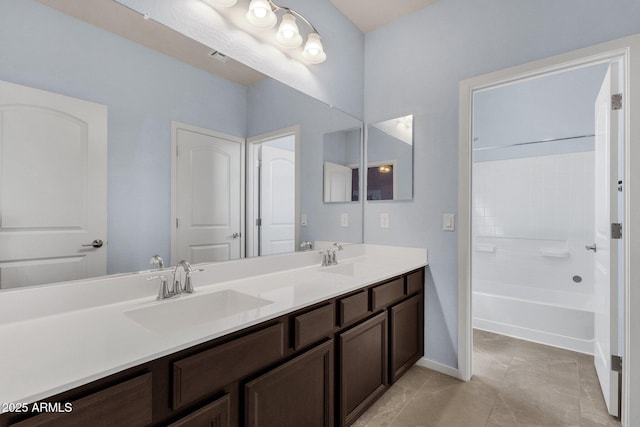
[458,34,640,426]
[170,121,246,265]
[245,125,300,258]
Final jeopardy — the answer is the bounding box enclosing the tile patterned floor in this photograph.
[353,329,621,427]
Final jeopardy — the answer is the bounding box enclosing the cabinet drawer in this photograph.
[294,304,335,350]
[406,269,424,295]
[338,291,368,327]
[173,323,285,409]
[168,394,230,427]
[11,373,152,427]
[371,278,405,311]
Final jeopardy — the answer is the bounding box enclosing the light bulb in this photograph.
[302,33,326,64]
[254,6,267,18]
[246,0,277,29]
[276,13,302,48]
[202,0,238,7]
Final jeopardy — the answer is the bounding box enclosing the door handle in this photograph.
[585,243,597,252]
[82,239,104,248]
[229,232,241,239]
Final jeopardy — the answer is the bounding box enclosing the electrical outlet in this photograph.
[341,213,349,227]
[380,213,389,228]
[301,214,308,226]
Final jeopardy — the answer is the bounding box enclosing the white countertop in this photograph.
[0,244,427,408]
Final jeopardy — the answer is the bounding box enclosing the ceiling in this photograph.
[36,0,266,86]
[330,0,440,33]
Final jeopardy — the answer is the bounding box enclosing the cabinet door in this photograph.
[245,340,333,427]
[390,294,423,383]
[168,394,230,427]
[339,311,388,427]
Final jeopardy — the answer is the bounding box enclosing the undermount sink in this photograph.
[125,290,273,333]
[319,262,377,277]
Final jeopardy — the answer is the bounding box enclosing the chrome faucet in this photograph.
[299,241,313,251]
[330,242,343,265]
[147,275,172,300]
[321,243,343,267]
[150,254,164,270]
[173,260,203,294]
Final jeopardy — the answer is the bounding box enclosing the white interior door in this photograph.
[173,123,242,264]
[260,144,295,255]
[0,80,107,288]
[593,64,621,416]
[324,161,352,202]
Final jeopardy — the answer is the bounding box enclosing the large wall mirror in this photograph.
[0,0,363,289]
[366,115,414,201]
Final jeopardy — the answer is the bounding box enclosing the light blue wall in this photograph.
[247,78,363,245]
[364,0,640,368]
[474,63,607,162]
[0,0,247,274]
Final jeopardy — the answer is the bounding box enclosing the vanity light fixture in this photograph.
[203,0,326,64]
[378,165,392,173]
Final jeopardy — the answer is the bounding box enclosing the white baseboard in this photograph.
[415,357,461,379]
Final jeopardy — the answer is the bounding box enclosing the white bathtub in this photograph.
[473,279,594,354]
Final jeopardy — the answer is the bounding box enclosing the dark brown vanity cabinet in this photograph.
[1,267,425,427]
[9,373,153,427]
[390,294,423,383]
[167,394,230,427]
[245,339,334,427]
[338,312,388,427]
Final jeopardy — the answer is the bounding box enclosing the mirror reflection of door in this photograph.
[172,122,243,264]
[0,80,107,289]
[322,128,361,203]
[248,133,296,257]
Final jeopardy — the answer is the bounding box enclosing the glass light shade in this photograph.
[202,0,238,7]
[302,33,326,64]
[246,0,277,29]
[275,13,302,48]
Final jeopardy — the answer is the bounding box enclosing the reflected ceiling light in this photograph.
[378,165,392,173]
[202,0,238,7]
[201,0,326,64]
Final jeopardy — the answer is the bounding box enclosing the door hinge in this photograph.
[611,223,622,239]
[618,180,623,192]
[612,355,622,372]
[612,93,623,111]
[256,218,262,227]
[176,218,179,229]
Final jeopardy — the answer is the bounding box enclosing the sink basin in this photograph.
[125,290,273,333]
[319,262,376,277]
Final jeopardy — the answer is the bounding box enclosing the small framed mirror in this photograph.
[323,127,362,203]
[366,115,414,201]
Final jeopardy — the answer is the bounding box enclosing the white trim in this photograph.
[245,125,300,257]
[415,357,461,379]
[458,33,640,426]
[170,121,245,264]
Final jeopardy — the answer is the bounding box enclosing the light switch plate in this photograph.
[301,214,308,226]
[380,213,389,228]
[341,213,349,227]
[443,213,455,231]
